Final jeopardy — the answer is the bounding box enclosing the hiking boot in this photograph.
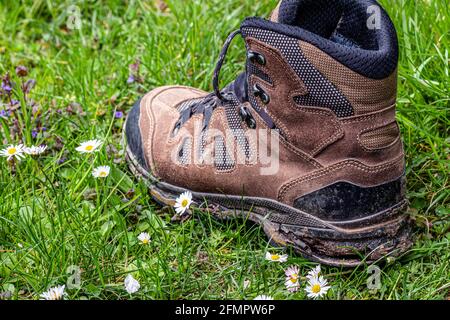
[125,0,413,267]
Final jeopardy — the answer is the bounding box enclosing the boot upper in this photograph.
[126,0,405,212]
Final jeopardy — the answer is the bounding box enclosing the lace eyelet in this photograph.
[239,106,257,129]
[248,51,266,66]
[260,92,270,104]
[247,117,257,129]
[239,105,249,120]
[253,84,270,105]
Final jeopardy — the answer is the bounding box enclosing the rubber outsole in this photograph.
[124,136,414,267]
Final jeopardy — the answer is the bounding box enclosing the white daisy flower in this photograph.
[75,139,102,153]
[305,276,331,299]
[92,165,111,178]
[265,252,288,263]
[24,145,47,156]
[124,274,140,294]
[285,265,300,292]
[40,285,67,300]
[254,295,274,300]
[137,232,151,245]
[0,144,25,161]
[174,191,193,215]
[306,265,321,280]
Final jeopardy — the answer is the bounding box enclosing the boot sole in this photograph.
[124,138,413,267]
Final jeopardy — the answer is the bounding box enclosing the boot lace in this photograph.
[173,30,259,136]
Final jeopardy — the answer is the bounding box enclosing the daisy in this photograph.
[92,165,111,178]
[137,232,151,245]
[24,145,47,156]
[0,144,25,161]
[75,139,102,153]
[306,265,321,280]
[124,274,140,294]
[305,276,331,299]
[174,191,193,215]
[265,252,288,263]
[254,295,274,300]
[40,285,67,300]
[285,265,300,292]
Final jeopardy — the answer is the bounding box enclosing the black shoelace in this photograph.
[173,30,245,135]
[173,29,274,136]
[212,30,242,102]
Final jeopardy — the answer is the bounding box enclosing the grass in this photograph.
[0,0,448,300]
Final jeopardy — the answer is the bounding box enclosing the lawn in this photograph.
[0,0,448,300]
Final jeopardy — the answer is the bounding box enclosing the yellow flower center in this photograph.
[85,145,94,151]
[142,239,149,244]
[271,254,280,261]
[290,275,298,283]
[7,148,16,155]
[181,199,189,207]
[99,171,107,177]
[312,284,321,294]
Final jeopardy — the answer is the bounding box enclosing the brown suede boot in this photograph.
[125,0,413,267]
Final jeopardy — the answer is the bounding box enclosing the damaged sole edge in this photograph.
[125,144,414,268]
